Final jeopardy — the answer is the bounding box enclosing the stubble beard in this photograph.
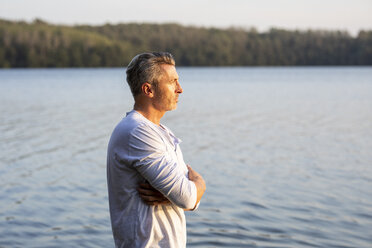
[153,95,177,112]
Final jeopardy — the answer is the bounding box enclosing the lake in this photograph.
[0,67,371,247]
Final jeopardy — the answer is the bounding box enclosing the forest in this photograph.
[0,18,371,67]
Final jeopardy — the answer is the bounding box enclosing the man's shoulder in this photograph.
[109,111,167,154]
[112,111,162,142]
[114,111,149,134]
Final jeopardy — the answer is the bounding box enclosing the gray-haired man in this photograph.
[107,52,206,248]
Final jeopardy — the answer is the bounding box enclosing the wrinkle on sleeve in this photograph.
[129,124,197,210]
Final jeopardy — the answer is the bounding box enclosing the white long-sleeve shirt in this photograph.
[107,110,198,248]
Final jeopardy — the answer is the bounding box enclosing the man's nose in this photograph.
[176,82,183,94]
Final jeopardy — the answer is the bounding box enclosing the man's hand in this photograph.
[187,165,206,210]
[138,182,171,206]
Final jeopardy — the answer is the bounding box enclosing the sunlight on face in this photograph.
[152,64,183,112]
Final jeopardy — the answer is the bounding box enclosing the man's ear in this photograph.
[141,82,154,97]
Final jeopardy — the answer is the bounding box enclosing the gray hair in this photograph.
[126,52,175,97]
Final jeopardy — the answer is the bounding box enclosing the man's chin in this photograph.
[169,104,177,111]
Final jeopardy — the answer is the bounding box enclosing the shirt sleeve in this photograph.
[128,124,197,210]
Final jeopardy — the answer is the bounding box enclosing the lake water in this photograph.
[0,67,371,248]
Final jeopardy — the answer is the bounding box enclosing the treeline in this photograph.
[0,18,371,67]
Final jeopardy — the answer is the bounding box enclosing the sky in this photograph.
[1,0,372,35]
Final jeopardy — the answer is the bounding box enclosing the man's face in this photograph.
[152,64,183,112]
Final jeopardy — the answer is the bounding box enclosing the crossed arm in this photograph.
[130,125,206,210]
[138,165,206,210]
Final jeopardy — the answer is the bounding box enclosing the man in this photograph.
[107,52,206,248]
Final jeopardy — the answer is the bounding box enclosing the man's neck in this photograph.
[133,103,165,126]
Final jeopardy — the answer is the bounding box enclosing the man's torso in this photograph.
[107,110,188,248]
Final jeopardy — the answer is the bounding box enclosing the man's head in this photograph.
[126,52,183,113]
[126,52,176,97]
